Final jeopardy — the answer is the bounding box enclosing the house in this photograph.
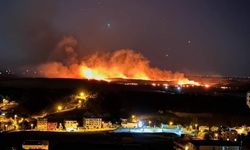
[83,118,102,129]
[36,119,48,131]
[121,122,137,128]
[47,122,57,131]
[64,120,78,131]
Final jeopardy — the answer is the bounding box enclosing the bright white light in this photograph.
[66,128,76,132]
[2,112,5,116]
[114,127,183,136]
[137,121,143,128]
[176,86,181,91]
[234,138,237,142]
[107,23,111,28]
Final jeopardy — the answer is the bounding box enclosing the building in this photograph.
[36,119,48,131]
[83,118,102,129]
[121,122,137,128]
[175,140,241,150]
[47,122,57,131]
[64,120,78,131]
[247,91,250,108]
[102,121,112,128]
[221,130,238,142]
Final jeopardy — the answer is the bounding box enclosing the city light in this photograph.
[176,86,182,92]
[57,105,63,111]
[185,145,189,150]
[5,124,8,130]
[214,133,218,140]
[131,115,137,123]
[148,120,152,125]
[80,92,84,97]
[137,121,143,128]
[75,91,91,101]
[169,121,173,126]
[195,123,198,129]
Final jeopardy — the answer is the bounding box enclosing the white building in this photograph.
[83,118,102,129]
[247,91,250,108]
[64,120,78,131]
[121,122,137,128]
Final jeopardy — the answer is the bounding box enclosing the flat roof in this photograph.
[190,140,240,146]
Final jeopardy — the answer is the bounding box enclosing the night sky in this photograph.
[0,0,250,76]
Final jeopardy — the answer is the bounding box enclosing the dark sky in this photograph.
[0,0,250,76]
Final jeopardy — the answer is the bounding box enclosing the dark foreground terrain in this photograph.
[0,131,176,150]
[0,77,250,125]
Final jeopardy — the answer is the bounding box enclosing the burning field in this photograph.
[38,36,207,86]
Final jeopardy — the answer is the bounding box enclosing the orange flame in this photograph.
[38,36,206,86]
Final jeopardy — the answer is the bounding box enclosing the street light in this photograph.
[169,121,173,126]
[31,123,34,129]
[148,120,152,126]
[195,123,198,129]
[138,121,143,128]
[57,105,62,111]
[78,91,87,100]
[131,115,137,123]
[185,145,189,150]
[214,133,218,140]
[80,92,84,97]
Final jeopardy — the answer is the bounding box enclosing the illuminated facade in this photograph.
[47,122,57,131]
[37,119,48,131]
[83,118,102,129]
[121,122,137,128]
[64,120,78,131]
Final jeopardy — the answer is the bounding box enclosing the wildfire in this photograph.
[80,66,108,81]
[38,36,209,87]
[80,66,150,81]
[177,79,201,86]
